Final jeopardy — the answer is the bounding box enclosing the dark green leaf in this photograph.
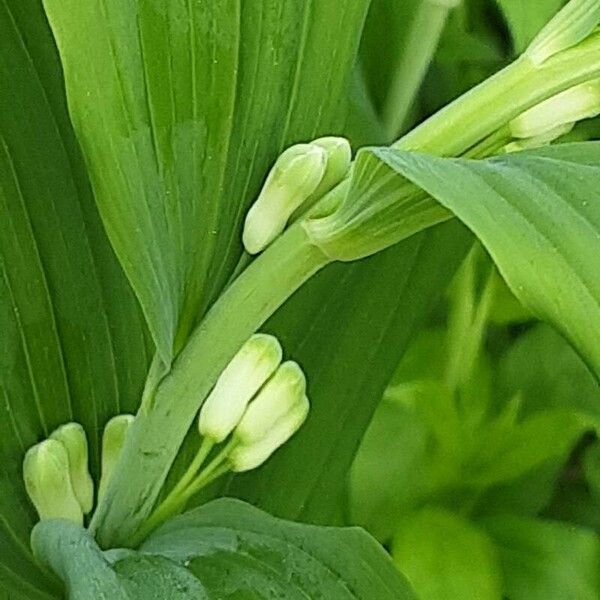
[0,0,149,596]
[141,498,416,599]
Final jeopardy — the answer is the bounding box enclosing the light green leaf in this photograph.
[141,498,416,599]
[497,323,600,417]
[482,515,600,599]
[463,409,588,486]
[496,0,565,53]
[43,0,371,362]
[365,143,600,380]
[392,507,502,600]
[0,0,149,596]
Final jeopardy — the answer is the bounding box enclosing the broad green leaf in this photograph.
[0,1,149,597]
[496,0,565,53]
[366,143,600,381]
[141,498,416,599]
[392,507,502,600]
[226,222,471,524]
[482,515,600,599]
[43,0,371,362]
[31,520,207,599]
[497,323,600,417]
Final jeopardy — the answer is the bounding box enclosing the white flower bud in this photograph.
[243,144,327,254]
[310,137,352,198]
[233,361,306,446]
[49,423,94,514]
[23,439,83,524]
[229,395,310,472]
[289,136,352,221]
[526,0,600,65]
[98,414,134,503]
[198,334,283,443]
[510,79,600,139]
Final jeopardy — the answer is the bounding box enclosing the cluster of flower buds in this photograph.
[23,415,133,523]
[198,333,310,473]
[132,333,310,541]
[242,136,352,254]
[506,78,600,152]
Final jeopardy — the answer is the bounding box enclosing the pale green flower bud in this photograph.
[230,395,310,472]
[98,414,134,503]
[198,334,283,443]
[504,123,575,153]
[23,439,83,524]
[307,137,352,199]
[526,0,600,65]
[233,361,306,446]
[49,423,93,514]
[243,144,327,254]
[510,79,600,139]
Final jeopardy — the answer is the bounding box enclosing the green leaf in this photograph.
[141,498,416,599]
[497,323,600,418]
[366,143,600,381]
[392,507,502,600]
[496,0,565,53]
[482,515,600,599]
[463,408,588,487]
[0,1,149,596]
[31,520,207,599]
[42,0,371,362]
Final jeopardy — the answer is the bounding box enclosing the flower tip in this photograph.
[98,414,134,503]
[229,394,310,473]
[49,422,94,514]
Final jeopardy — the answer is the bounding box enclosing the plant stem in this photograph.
[130,440,234,545]
[395,31,600,155]
[90,224,331,548]
[381,0,458,139]
[164,437,214,502]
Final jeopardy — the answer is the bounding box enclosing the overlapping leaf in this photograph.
[43,0,371,363]
[31,499,416,599]
[352,143,600,381]
[0,1,149,597]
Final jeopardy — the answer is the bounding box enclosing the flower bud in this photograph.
[233,361,306,446]
[526,0,600,65]
[504,123,575,153]
[310,137,352,198]
[510,79,600,139]
[229,395,310,472]
[198,334,283,443]
[49,423,94,514]
[23,439,83,524]
[243,144,327,254]
[98,414,134,503]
